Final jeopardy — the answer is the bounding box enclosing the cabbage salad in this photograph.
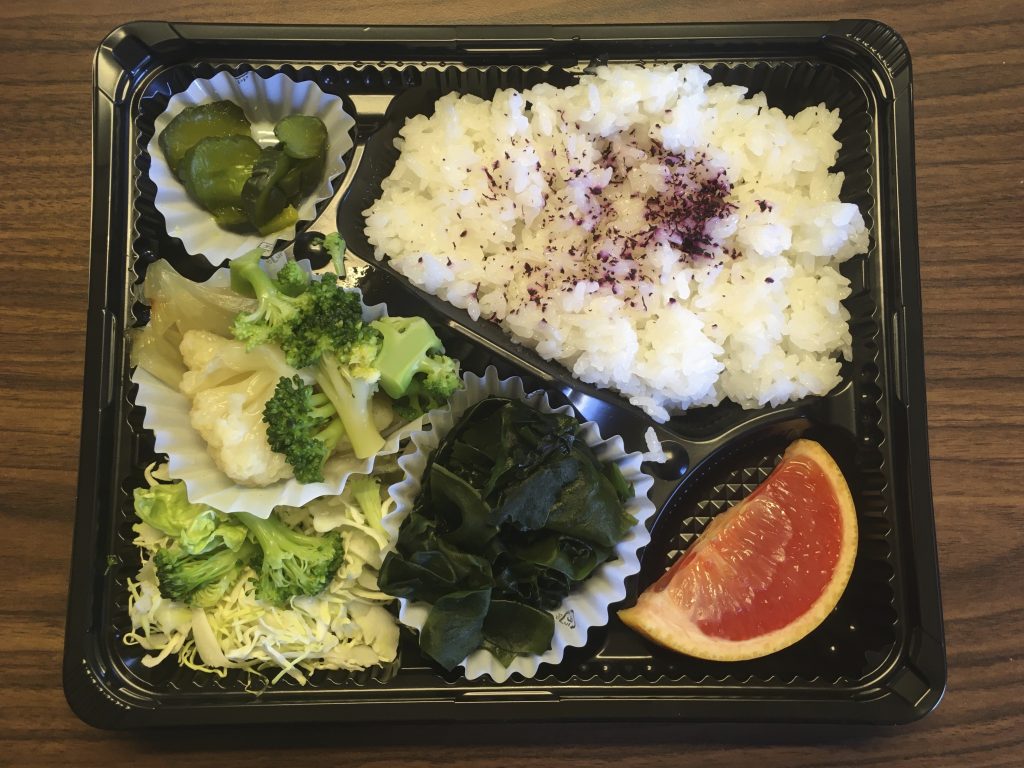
[125,463,400,685]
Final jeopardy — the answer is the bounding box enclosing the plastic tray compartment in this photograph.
[65,21,944,728]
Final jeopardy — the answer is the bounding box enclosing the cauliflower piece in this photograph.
[188,387,292,486]
[178,330,307,487]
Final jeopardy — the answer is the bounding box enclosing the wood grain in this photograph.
[1,0,1021,765]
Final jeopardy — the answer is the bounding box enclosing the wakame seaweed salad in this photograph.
[379,397,635,670]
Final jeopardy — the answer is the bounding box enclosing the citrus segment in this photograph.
[619,439,857,661]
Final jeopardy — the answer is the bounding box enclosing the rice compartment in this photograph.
[365,63,868,422]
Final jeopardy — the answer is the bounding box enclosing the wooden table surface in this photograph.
[1,0,1021,765]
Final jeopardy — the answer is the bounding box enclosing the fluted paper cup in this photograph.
[131,262,424,518]
[147,70,355,265]
[382,367,656,683]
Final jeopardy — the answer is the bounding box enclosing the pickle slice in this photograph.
[255,204,299,237]
[178,135,262,220]
[210,206,249,228]
[274,115,328,160]
[159,101,252,176]
[241,148,292,230]
[278,153,327,202]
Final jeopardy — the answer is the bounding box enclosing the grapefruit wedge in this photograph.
[619,439,857,661]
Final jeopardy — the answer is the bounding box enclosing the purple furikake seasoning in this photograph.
[639,149,736,261]
[543,136,736,302]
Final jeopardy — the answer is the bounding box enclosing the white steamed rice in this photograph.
[364,64,868,422]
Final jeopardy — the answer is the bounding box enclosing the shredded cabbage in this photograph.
[125,465,400,685]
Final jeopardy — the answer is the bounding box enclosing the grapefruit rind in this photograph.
[618,439,858,662]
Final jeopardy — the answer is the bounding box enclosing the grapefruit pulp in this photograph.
[619,439,857,661]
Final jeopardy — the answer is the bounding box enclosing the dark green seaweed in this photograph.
[380,397,634,671]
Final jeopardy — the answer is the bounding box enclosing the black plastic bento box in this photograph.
[64,20,945,728]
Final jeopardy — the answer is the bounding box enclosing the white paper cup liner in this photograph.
[132,262,424,518]
[382,367,656,683]
[147,70,356,266]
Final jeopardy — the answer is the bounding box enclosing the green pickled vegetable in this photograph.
[274,115,328,160]
[158,101,330,235]
[242,148,292,231]
[178,135,262,228]
[210,207,249,228]
[159,100,252,176]
[278,154,326,200]
[255,205,298,237]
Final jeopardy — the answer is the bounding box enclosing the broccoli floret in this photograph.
[394,364,460,419]
[229,249,308,348]
[391,400,423,423]
[371,316,461,416]
[263,375,347,484]
[275,259,310,297]
[413,352,461,402]
[276,277,379,370]
[236,512,345,606]
[155,540,258,608]
[228,255,388,465]
[264,275,387,462]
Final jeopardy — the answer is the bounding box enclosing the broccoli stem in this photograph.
[314,418,347,462]
[229,249,300,337]
[349,475,384,534]
[322,233,347,278]
[316,352,386,460]
[308,392,336,422]
[235,511,296,559]
[230,249,278,307]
